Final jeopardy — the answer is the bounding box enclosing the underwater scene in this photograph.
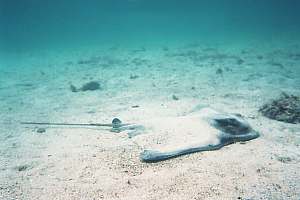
[1,0,300,199]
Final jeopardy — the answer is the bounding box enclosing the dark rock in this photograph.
[268,61,284,69]
[36,128,46,133]
[130,74,139,80]
[276,156,292,163]
[216,68,223,75]
[80,81,101,91]
[15,83,34,87]
[224,67,232,72]
[259,93,300,124]
[172,95,179,101]
[288,53,300,60]
[237,58,245,65]
[241,50,248,54]
[257,55,264,60]
[15,164,31,172]
[112,118,122,129]
[70,84,78,92]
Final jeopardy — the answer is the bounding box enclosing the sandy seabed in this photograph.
[0,40,300,200]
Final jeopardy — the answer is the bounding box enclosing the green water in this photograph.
[0,2,300,199]
[1,0,300,52]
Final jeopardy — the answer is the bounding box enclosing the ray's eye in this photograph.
[112,118,122,128]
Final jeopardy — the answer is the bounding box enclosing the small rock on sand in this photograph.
[36,128,46,133]
[80,81,101,91]
[172,94,179,100]
[70,81,101,92]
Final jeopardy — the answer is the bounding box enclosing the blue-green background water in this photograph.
[1,0,300,52]
[1,2,300,199]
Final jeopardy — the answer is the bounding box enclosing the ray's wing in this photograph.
[140,142,224,162]
[140,111,259,163]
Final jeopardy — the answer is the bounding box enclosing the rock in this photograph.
[130,74,139,79]
[112,118,122,129]
[257,55,264,60]
[216,68,223,75]
[15,164,31,172]
[70,81,101,92]
[172,94,179,100]
[80,81,101,91]
[259,93,300,124]
[237,58,245,65]
[70,84,78,92]
[36,128,46,133]
[276,156,293,163]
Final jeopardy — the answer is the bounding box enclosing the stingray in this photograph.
[21,107,259,163]
[132,107,260,162]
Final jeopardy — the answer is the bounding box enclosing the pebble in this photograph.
[36,128,46,133]
[172,95,179,100]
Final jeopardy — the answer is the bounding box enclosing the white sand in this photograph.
[0,41,299,199]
